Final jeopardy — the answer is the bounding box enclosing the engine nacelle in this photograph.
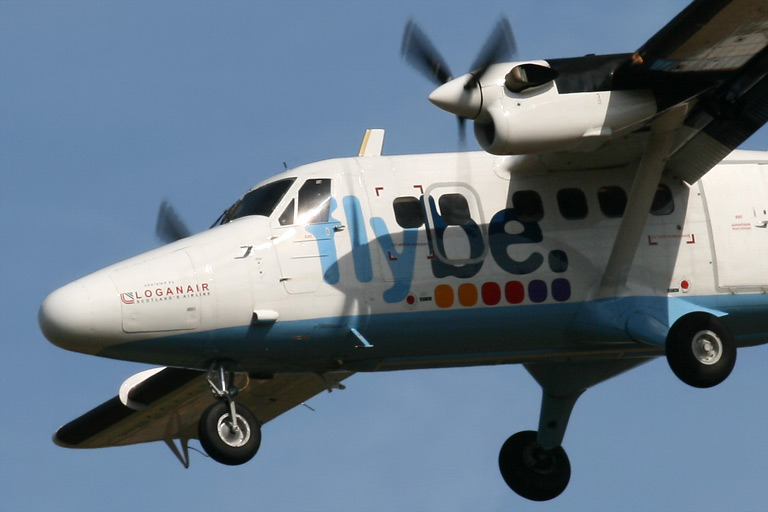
[474,85,657,155]
[428,60,658,156]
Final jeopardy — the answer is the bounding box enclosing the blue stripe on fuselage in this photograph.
[96,294,768,372]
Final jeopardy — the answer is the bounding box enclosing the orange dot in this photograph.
[435,285,454,308]
[458,283,478,307]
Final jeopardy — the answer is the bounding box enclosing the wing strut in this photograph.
[164,438,191,468]
[596,106,688,298]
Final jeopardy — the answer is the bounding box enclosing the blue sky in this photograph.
[1,0,766,510]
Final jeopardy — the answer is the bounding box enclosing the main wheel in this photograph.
[198,401,261,465]
[498,430,570,501]
[666,313,736,388]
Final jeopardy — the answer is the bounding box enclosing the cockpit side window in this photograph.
[278,199,295,226]
[297,179,331,224]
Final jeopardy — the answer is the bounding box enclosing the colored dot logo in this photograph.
[481,282,501,305]
[458,283,478,306]
[434,279,570,308]
[434,284,454,308]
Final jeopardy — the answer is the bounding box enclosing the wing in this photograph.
[537,0,768,178]
[54,367,352,450]
[637,0,768,74]
[637,0,768,183]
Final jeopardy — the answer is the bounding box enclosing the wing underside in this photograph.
[539,0,767,178]
[55,367,352,449]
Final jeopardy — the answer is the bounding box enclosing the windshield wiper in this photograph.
[210,200,241,228]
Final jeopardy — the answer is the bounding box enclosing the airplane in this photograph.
[38,0,768,502]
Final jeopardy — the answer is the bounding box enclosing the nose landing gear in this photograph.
[499,358,654,501]
[198,363,261,465]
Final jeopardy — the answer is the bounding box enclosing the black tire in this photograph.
[666,313,736,388]
[198,401,261,466]
[498,430,570,502]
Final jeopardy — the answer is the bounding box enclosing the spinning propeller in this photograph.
[155,200,191,244]
[401,17,517,140]
[152,18,538,245]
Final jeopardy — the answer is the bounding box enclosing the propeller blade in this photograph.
[458,116,467,143]
[155,200,191,243]
[465,17,517,89]
[401,20,453,85]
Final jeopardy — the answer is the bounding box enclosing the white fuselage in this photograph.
[39,149,768,374]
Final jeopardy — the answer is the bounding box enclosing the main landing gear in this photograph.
[198,363,261,465]
[498,315,738,501]
[665,312,736,388]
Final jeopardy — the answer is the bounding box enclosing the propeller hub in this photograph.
[428,74,483,119]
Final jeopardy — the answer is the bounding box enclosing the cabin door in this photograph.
[272,178,343,294]
[702,164,768,289]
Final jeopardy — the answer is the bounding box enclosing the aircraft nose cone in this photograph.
[428,74,483,119]
[39,273,120,354]
[39,281,94,350]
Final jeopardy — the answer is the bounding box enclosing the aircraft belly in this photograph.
[95,289,767,373]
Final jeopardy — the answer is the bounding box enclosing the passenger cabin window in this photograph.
[513,190,544,222]
[297,179,331,224]
[651,184,674,216]
[221,178,295,224]
[393,197,424,228]
[556,188,588,220]
[597,186,627,218]
[438,193,471,225]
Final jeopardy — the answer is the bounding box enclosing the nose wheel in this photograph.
[498,430,571,501]
[198,363,261,465]
[198,401,261,465]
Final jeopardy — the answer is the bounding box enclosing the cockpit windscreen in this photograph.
[214,178,295,226]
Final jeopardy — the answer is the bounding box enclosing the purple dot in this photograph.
[528,280,547,303]
[552,278,571,302]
